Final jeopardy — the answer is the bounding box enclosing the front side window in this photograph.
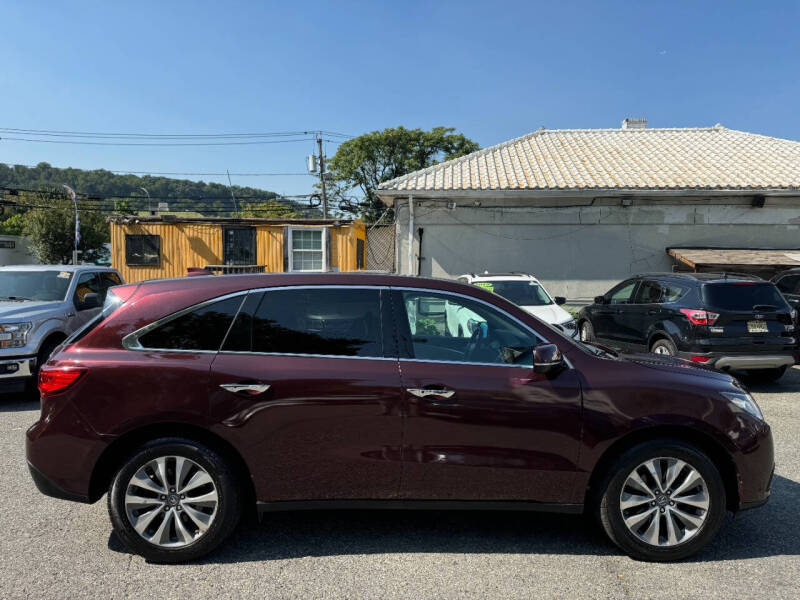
[125,235,161,266]
[224,287,383,357]
[400,290,538,366]
[289,228,325,272]
[73,272,101,310]
[138,295,244,351]
[608,281,637,305]
[97,272,123,302]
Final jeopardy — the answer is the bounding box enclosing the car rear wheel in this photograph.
[108,438,242,563]
[580,320,595,342]
[650,338,677,356]
[743,366,787,384]
[596,440,726,562]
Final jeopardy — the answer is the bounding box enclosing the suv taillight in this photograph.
[38,367,87,396]
[680,308,720,326]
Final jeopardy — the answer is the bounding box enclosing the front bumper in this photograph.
[0,356,35,393]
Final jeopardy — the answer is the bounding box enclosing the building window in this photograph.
[125,235,161,266]
[223,227,257,265]
[288,228,326,272]
[356,238,365,269]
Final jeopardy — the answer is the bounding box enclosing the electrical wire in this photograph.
[0,136,319,147]
[0,127,352,139]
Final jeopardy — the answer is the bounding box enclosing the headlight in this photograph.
[0,322,32,349]
[559,318,577,331]
[721,391,764,421]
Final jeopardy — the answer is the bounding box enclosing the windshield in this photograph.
[475,280,553,306]
[0,271,72,302]
[702,283,788,311]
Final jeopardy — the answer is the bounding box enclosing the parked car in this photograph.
[0,265,123,394]
[577,273,796,383]
[458,272,577,337]
[27,273,773,563]
[771,267,800,309]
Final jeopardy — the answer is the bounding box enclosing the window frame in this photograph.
[125,234,161,267]
[287,227,327,273]
[606,279,639,305]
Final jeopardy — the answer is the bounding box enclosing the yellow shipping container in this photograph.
[110,217,366,283]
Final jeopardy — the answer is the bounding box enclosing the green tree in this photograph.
[239,200,300,219]
[19,189,110,264]
[325,126,479,222]
[0,212,26,235]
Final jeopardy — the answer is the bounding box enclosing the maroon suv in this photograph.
[26,273,773,563]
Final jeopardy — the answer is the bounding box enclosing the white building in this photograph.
[377,121,800,302]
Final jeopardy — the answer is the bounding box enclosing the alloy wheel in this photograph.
[619,457,710,547]
[653,345,672,355]
[124,456,219,548]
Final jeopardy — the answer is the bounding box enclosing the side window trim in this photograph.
[388,286,551,368]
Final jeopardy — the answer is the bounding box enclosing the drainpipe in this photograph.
[407,194,414,275]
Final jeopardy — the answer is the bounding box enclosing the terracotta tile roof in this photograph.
[377,125,800,195]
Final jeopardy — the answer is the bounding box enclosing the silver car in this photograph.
[0,265,123,394]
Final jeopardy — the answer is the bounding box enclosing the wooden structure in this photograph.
[110,217,366,283]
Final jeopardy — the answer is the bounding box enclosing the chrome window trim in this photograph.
[122,283,573,370]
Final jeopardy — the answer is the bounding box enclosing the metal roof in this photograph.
[667,248,800,269]
[377,125,800,199]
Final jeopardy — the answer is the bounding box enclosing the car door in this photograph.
[392,288,582,504]
[68,271,103,330]
[593,279,638,347]
[208,285,403,502]
[627,279,665,351]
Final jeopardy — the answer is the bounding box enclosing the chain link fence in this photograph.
[366,224,395,272]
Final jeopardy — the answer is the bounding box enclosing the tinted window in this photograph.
[476,280,552,306]
[775,274,800,294]
[96,272,123,302]
[139,296,244,351]
[400,291,538,366]
[226,288,383,357]
[634,281,663,304]
[663,282,688,303]
[702,283,788,311]
[126,235,161,266]
[608,281,637,305]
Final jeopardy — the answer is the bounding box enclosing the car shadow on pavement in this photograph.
[0,394,38,413]
[108,475,800,564]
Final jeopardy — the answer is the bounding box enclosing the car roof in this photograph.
[633,272,765,284]
[461,272,540,281]
[0,264,118,273]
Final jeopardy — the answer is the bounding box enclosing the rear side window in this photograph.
[138,296,244,351]
[223,288,383,357]
[634,281,663,304]
[775,274,800,294]
[702,283,787,311]
[662,282,689,303]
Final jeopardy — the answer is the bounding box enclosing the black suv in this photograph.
[577,273,797,382]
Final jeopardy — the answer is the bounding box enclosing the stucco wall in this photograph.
[393,196,800,303]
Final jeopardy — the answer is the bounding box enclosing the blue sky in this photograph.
[1,0,799,198]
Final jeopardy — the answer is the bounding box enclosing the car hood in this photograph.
[521,304,573,325]
[0,300,64,321]
[619,351,735,383]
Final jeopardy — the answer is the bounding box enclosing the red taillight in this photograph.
[680,308,720,325]
[690,355,711,363]
[38,367,87,396]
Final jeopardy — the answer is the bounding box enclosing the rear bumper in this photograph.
[679,351,795,371]
[27,460,90,503]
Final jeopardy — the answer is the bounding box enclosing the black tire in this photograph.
[25,338,63,399]
[108,438,242,563]
[743,366,787,384]
[650,338,677,356]
[579,320,595,342]
[596,439,726,562]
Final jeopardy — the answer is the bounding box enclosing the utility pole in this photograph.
[62,185,79,265]
[317,136,328,219]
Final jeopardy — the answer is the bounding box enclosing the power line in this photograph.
[0,136,320,147]
[0,127,353,139]
[0,161,314,177]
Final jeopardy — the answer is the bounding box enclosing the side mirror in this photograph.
[594,295,606,305]
[554,296,567,305]
[533,343,565,376]
[79,293,101,310]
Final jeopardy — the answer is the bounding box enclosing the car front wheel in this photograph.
[597,440,726,561]
[580,320,595,342]
[108,438,242,563]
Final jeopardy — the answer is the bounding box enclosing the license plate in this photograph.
[0,333,11,341]
[747,320,768,333]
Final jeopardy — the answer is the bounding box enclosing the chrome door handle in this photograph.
[220,383,271,395]
[406,388,455,399]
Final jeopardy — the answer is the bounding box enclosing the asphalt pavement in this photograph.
[1,369,798,599]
